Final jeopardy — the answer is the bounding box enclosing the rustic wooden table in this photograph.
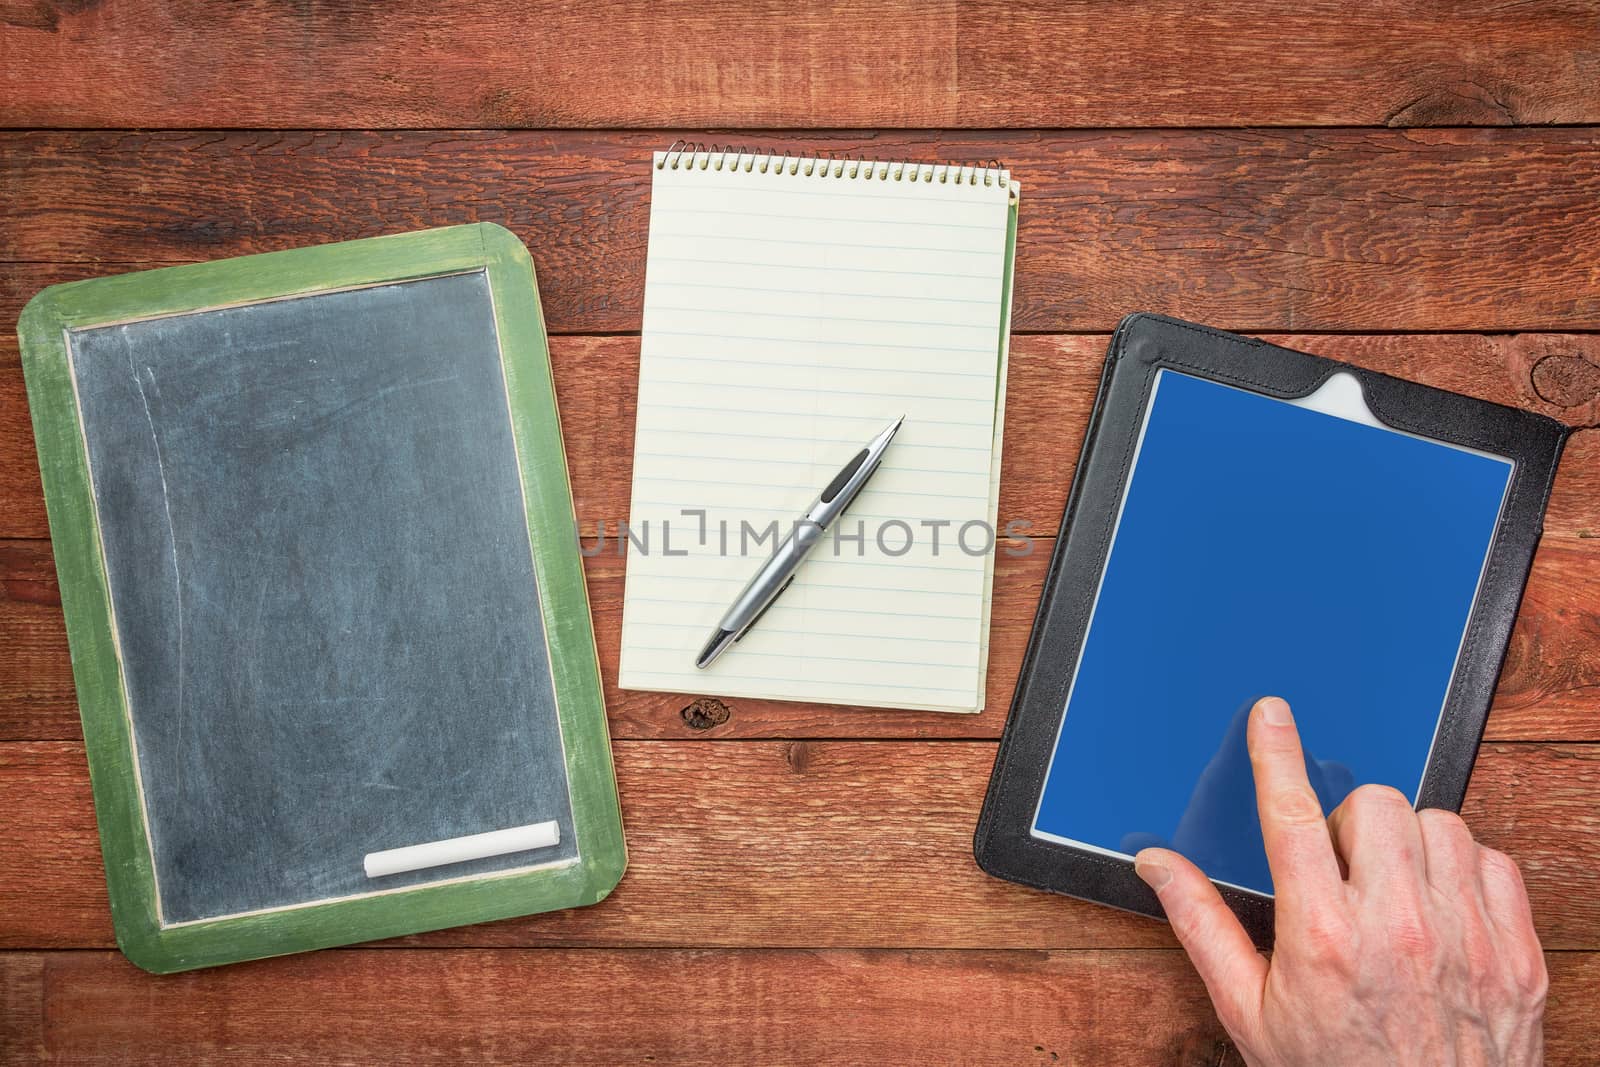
[3,3,1598,1063]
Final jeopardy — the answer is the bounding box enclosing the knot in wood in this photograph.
[1530,353,1600,421]
[680,696,731,730]
[784,741,812,775]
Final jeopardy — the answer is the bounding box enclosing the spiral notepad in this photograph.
[619,146,1019,713]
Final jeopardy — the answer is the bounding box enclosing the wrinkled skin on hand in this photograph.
[1136,697,1547,1067]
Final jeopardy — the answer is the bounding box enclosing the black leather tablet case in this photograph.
[974,313,1569,945]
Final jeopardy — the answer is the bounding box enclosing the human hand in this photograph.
[1135,696,1547,1067]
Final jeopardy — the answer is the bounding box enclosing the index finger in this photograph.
[1248,697,1344,914]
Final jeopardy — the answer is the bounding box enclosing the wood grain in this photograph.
[558,332,1600,544]
[4,529,1598,743]
[2,1,1597,129]
[8,948,1600,1066]
[4,2,1599,1058]
[6,327,1600,540]
[0,948,1222,1066]
[11,290,1597,740]
[8,949,1600,1067]
[0,952,42,1063]
[6,330,1597,742]
[4,129,1600,335]
[3,740,1597,953]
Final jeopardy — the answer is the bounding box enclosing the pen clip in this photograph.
[735,574,795,642]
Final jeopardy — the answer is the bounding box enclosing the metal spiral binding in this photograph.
[655,140,1009,190]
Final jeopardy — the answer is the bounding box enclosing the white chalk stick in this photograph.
[363,820,561,879]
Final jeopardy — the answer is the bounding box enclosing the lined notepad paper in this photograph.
[619,149,1018,712]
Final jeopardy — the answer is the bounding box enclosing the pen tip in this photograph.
[695,629,738,670]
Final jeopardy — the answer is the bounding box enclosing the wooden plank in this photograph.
[0,954,43,1064]
[5,528,1599,743]
[958,2,1600,129]
[2,741,1596,952]
[2,1,1596,129]
[4,949,1223,1066]
[0,543,1028,741]
[1487,539,1600,741]
[0,541,71,740]
[9,314,1600,743]
[0,742,107,949]
[5,324,1599,541]
[558,332,1600,546]
[3,129,1599,334]
[4,949,1600,1066]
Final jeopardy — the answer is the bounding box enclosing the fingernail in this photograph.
[1259,696,1292,726]
[1134,856,1173,892]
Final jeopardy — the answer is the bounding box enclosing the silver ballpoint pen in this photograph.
[695,415,905,669]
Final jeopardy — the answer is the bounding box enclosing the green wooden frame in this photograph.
[17,224,625,973]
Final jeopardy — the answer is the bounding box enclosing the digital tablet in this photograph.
[974,314,1567,943]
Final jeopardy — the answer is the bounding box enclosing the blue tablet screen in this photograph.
[1030,369,1512,896]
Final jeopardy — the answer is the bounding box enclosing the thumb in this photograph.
[1136,847,1267,1033]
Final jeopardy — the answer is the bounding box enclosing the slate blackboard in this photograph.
[21,226,624,970]
[68,271,578,923]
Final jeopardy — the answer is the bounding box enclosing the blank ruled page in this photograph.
[619,151,1017,712]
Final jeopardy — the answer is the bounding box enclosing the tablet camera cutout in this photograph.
[1288,370,1385,429]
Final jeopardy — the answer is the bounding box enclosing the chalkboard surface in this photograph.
[68,271,578,924]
